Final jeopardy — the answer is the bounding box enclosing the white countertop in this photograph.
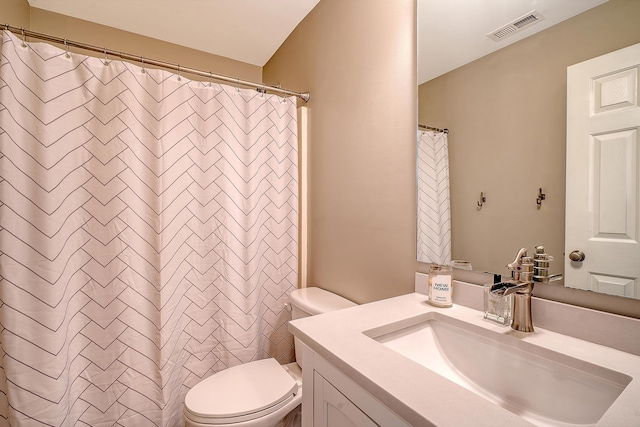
[288,292,640,427]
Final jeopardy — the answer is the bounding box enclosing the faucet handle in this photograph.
[520,257,534,282]
[507,248,528,270]
[506,248,529,281]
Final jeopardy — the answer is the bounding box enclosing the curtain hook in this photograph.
[208,71,213,87]
[236,78,241,94]
[260,83,265,98]
[177,65,182,81]
[20,28,27,48]
[141,56,145,74]
[103,48,109,65]
[64,38,70,58]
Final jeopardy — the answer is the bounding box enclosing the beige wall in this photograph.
[7,5,261,83]
[2,0,30,28]
[264,0,418,304]
[419,0,640,277]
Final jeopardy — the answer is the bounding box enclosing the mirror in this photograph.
[417,0,640,299]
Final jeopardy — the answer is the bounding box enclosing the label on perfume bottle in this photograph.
[429,273,452,307]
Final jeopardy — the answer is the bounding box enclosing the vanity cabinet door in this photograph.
[313,371,378,427]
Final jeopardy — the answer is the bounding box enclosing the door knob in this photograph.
[569,250,585,262]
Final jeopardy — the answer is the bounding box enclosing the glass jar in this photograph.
[428,264,453,307]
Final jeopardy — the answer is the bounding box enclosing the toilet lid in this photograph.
[184,358,297,421]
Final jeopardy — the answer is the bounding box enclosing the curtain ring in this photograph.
[141,56,145,74]
[177,65,182,81]
[103,48,109,65]
[20,28,26,48]
[260,83,265,98]
[236,78,241,94]
[64,38,70,58]
[208,71,213,87]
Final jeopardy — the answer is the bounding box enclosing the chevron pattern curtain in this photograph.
[417,130,451,265]
[0,31,298,426]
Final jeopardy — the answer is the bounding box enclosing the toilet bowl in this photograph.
[183,287,356,427]
[184,359,302,427]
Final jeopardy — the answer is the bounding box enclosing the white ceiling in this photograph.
[26,0,321,66]
[417,0,609,84]
[27,0,608,83]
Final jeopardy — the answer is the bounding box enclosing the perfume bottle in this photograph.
[428,264,453,307]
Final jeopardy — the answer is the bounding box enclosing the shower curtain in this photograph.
[416,130,451,265]
[0,31,298,426]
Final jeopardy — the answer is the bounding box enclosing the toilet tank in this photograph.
[288,287,356,367]
[289,287,356,320]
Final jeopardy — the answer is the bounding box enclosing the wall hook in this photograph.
[537,188,546,207]
[477,192,486,208]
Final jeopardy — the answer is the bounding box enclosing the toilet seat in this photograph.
[184,359,299,425]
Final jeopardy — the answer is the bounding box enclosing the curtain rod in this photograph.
[2,24,310,102]
[419,124,448,134]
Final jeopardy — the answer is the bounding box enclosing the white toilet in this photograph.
[183,287,356,427]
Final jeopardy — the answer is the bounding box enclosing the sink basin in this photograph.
[364,312,631,427]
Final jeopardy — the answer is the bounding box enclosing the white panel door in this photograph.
[565,43,640,298]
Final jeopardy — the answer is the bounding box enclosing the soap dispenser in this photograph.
[483,248,528,325]
[483,282,513,325]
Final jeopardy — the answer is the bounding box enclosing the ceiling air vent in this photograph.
[487,10,545,42]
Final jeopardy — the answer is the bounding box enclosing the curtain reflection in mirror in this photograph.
[417,129,451,265]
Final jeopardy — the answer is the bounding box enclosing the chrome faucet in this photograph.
[490,246,563,332]
[491,281,534,332]
[491,248,535,332]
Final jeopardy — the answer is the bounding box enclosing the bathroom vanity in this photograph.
[289,289,640,427]
[299,344,411,427]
